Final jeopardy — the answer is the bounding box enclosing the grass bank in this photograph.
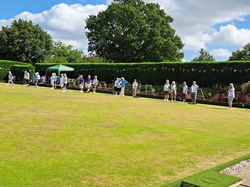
[0,84,250,186]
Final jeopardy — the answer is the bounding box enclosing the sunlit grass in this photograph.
[0,84,250,187]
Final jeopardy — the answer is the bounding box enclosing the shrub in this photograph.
[240,81,250,94]
[11,65,35,82]
[0,60,32,81]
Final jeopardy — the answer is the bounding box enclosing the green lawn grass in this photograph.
[0,84,250,187]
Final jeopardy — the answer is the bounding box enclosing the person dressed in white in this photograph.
[23,71,27,85]
[170,81,177,102]
[37,72,40,86]
[63,73,67,92]
[132,79,138,97]
[60,74,64,90]
[92,76,99,93]
[191,81,199,104]
[182,82,188,102]
[26,71,30,86]
[163,79,170,101]
[228,83,235,109]
[50,73,55,89]
[23,71,30,86]
[8,71,14,85]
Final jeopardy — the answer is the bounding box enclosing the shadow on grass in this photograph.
[210,107,227,110]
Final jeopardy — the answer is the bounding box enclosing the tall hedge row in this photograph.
[35,62,250,87]
[11,65,35,82]
[0,60,33,81]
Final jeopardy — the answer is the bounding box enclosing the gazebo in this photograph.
[46,64,74,76]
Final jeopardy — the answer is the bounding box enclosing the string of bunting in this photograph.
[0,67,249,74]
[0,67,35,72]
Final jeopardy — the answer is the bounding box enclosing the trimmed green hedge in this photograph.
[0,60,32,81]
[35,62,250,87]
[11,65,35,82]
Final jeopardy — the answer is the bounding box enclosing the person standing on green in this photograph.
[120,77,127,96]
[228,83,235,109]
[25,71,30,86]
[191,81,199,104]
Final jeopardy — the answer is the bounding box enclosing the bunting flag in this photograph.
[1,66,250,74]
[59,66,250,74]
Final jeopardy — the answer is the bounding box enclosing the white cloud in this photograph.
[182,36,206,50]
[0,3,107,52]
[143,0,250,50]
[0,18,13,27]
[211,48,232,58]
[211,24,250,46]
[182,34,212,50]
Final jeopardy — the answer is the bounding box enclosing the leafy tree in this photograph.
[86,0,184,62]
[0,19,53,65]
[229,43,250,61]
[192,48,215,62]
[45,41,83,63]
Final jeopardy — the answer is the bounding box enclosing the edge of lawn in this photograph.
[163,154,250,187]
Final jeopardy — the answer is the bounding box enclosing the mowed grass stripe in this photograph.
[0,84,250,187]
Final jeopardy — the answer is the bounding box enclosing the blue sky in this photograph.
[1,0,250,62]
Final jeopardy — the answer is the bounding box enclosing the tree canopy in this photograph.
[85,0,184,62]
[191,48,215,62]
[0,19,53,65]
[44,41,83,63]
[229,43,250,61]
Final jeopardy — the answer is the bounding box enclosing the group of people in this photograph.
[163,80,199,104]
[77,75,99,93]
[6,70,236,109]
[113,77,139,97]
[163,79,235,109]
[50,73,68,92]
[113,77,128,96]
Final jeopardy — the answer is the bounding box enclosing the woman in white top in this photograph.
[182,82,188,102]
[170,81,177,102]
[228,83,235,109]
[132,79,138,97]
[92,76,99,93]
[8,71,14,85]
[63,73,67,92]
[59,74,64,90]
[26,71,30,86]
